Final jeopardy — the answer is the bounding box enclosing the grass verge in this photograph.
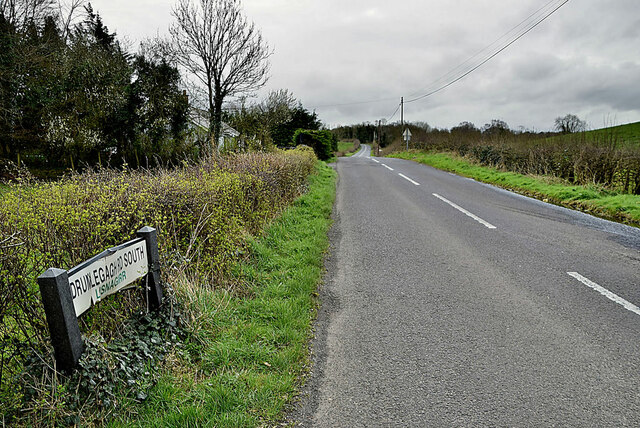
[335,140,360,158]
[390,150,640,227]
[110,162,337,427]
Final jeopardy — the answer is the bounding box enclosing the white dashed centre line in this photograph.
[432,193,496,229]
[372,159,380,163]
[568,272,640,316]
[382,164,394,171]
[398,173,420,186]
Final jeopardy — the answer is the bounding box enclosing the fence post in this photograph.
[37,268,84,373]
[137,226,163,310]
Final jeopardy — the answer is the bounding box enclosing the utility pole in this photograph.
[400,97,404,132]
[377,119,381,156]
[401,97,407,151]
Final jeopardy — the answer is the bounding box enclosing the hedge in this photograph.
[0,147,317,423]
[292,129,338,161]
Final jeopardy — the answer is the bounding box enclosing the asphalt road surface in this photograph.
[292,145,640,427]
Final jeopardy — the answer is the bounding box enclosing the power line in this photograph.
[405,0,568,99]
[387,102,402,122]
[406,0,569,103]
[286,1,571,118]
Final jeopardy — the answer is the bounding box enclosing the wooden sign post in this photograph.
[37,226,163,373]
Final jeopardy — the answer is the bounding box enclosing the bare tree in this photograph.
[258,89,296,128]
[56,0,85,40]
[0,0,85,38]
[482,119,510,136]
[169,0,271,149]
[0,0,55,28]
[554,114,586,134]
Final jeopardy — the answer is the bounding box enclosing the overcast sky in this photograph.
[88,0,640,131]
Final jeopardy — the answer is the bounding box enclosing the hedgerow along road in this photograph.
[293,145,640,426]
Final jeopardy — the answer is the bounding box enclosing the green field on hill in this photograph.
[548,121,640,146]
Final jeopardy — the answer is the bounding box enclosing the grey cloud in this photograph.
[87,0,640,131]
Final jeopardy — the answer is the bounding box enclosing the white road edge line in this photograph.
[432,193,496,229]
[568,272,640,316]
[398,173,420,186]
[382,164,394,171]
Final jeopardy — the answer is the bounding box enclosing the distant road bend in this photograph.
[294,144,640,427]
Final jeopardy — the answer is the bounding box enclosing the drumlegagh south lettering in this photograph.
[67,240,149,316]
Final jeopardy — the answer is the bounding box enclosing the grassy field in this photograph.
[337,141,355,152]
[336,140,360,157]
[548,121,640,147]
[582,121,640,145]
[390,151,640,227]
[110,163,337,427]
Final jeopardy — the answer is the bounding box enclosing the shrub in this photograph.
[292,129,338,160]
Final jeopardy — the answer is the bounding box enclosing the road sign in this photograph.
[67,238,149,316]
[403,128,412,150]
[38,226,163,372]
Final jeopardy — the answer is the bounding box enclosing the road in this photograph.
[292,145,640,427]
